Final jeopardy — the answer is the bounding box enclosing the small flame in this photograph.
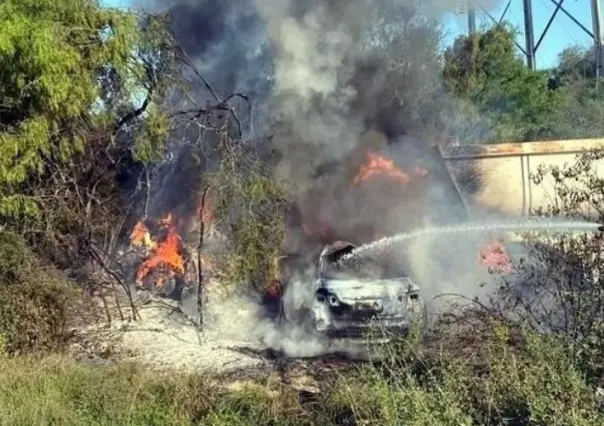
[130,221,154,248]
[135,214,185,287]
[265,279,283,299]
[353,151,427,185]
[478,239,513,274]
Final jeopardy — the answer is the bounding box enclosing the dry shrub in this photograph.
[1,323,603,425]
[325,321,604,426]
[487,148,604,384]
[0,231,79,354]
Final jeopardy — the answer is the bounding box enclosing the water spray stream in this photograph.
[339,219,604,265]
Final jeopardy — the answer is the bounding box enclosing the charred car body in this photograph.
[280,241,427,341]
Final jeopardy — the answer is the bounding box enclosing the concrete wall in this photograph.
[439,139,604,220]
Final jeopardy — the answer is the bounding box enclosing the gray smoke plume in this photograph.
[256,0,441,183]
[133,0,510,357]
[138,0,459,234]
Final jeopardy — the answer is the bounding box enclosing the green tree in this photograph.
[0,0,176,264]
[0,0,174,220]
[553,45,597,84]
[548,46,604,138]
[443,23,560,143]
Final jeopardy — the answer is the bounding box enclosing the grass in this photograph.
[0,231,603,425]
[0,354,312,426]
[0,324,602,426]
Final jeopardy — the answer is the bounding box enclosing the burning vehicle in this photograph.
[127,214,195,299]
[122,129,514,351]
[279,241,427,341]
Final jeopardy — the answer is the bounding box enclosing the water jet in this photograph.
[338,218,603,266]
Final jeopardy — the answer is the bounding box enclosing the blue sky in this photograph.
[442,1,593,69]
[102,0,594,70]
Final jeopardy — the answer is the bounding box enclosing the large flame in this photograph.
[353,151,427,185]
[134,214,185,287]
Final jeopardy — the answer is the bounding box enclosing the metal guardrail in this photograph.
[440,138,604,161]
[437,138,604,219]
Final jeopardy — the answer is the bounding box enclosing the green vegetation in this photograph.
[0,0,171,213]
[443,24,604,143]
[0,231,78,354]
[0,325,603,426]
[0,0,175,268]
[1,0,604,425]
[208,136,290,291]
[443,24,560,142]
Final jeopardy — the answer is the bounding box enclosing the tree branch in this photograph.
[88,242,140,321]
[196,186,210,329]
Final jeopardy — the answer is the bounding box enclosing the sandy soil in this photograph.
[72,280,273,375]
[70,269,381,397]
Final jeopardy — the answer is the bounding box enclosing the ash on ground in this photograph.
[72,275,370,374]
[73,279,272,375]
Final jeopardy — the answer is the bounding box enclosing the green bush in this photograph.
[0,231,79,354]
[208,138,290,292]
[328,324,604,426]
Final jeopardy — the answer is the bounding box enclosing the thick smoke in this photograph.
[142,0,501,229]
[137,0,509,356]
[257,0,435,184]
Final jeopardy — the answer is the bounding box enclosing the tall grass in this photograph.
[0,323,602,426]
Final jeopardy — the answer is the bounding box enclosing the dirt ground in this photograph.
[69,278,370,399]
[71,280,274,375]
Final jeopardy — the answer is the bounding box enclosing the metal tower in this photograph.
[466,0,603,73]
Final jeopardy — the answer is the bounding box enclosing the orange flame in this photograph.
[135,214,185,287]
[129,221,154,248]
[353,151,427,185]
[478,239,513,274]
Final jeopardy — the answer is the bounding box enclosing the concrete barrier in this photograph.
[439,139,604,219]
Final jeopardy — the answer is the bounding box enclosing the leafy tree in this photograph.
[552,46,598,85]
[443,23,560,142]
[548,46,604,138]
[0,0,176,263]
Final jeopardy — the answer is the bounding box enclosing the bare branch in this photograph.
[196,185,210,329]
[88,242,140,321]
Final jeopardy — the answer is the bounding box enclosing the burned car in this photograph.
[280,241,427,341]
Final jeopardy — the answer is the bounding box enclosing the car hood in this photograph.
[319,277,419,303]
